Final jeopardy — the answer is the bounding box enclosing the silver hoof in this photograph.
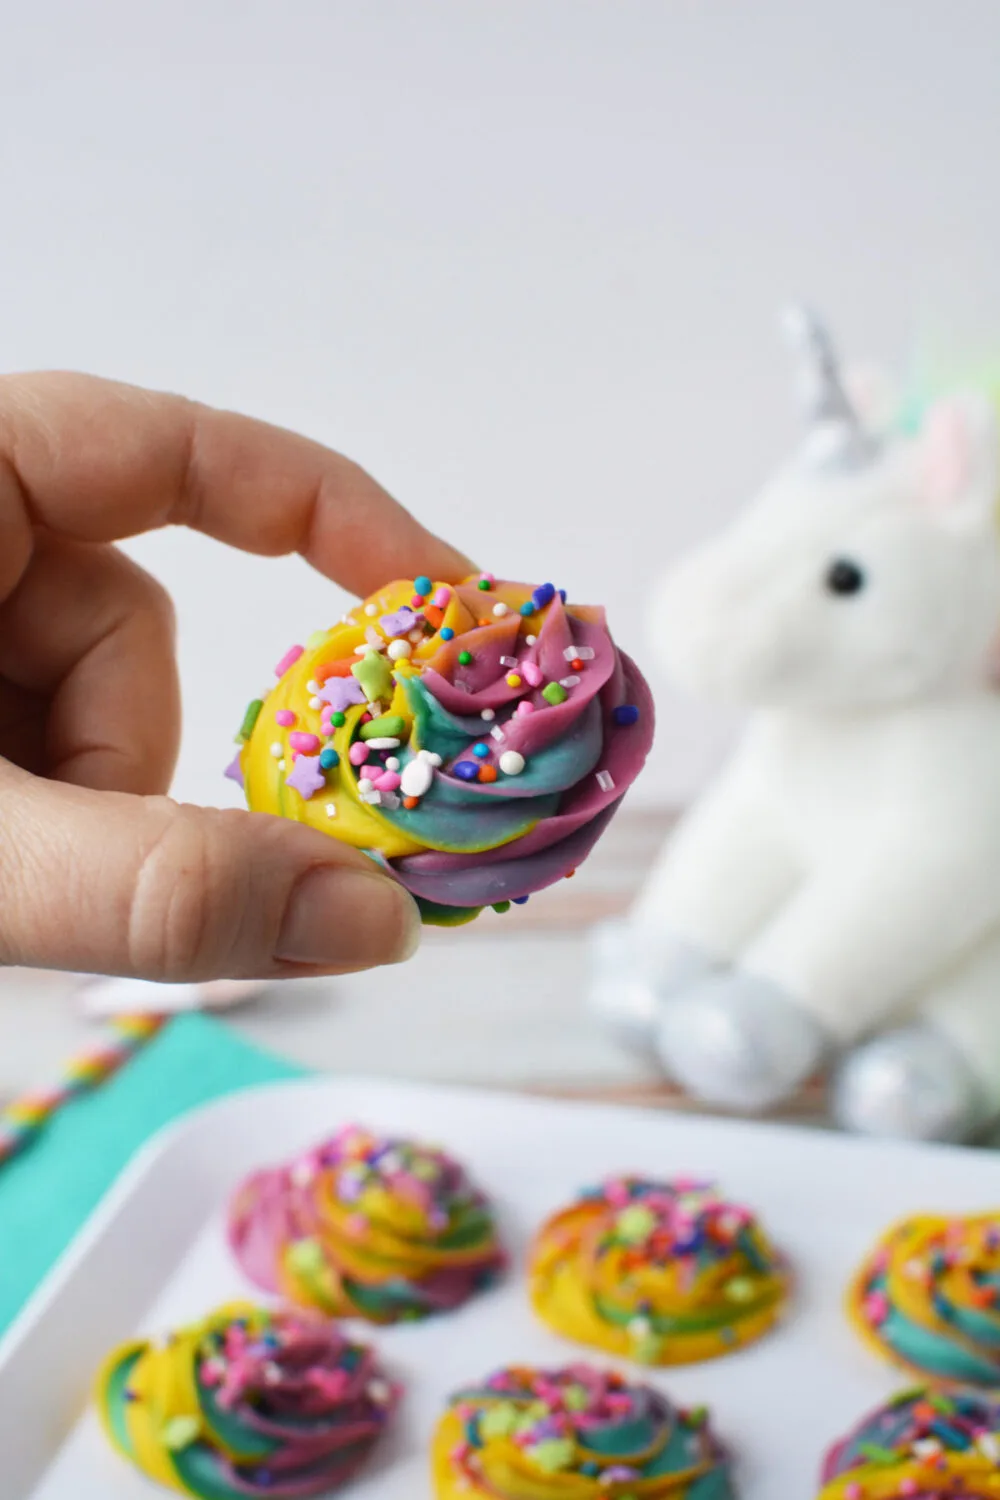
[656,971,829,1112]
[833,1025,992,1143]
[587,920,716,1055]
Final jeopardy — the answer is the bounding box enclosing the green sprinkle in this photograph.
[286,1238,325,1274]
[527,1439,576,1472]
[615,1204,657,1244]
[237,698,263,741]
[928,1393,957,1414]
[725,1276,757,1303]
[492,900,511,913]
[458,650,472,666]
[162,1415,201,1451]
[359,714,407,742]
[685,1406,708,1429]
[352,652,394,702]
[306,629,331,649]
[477,578,491,591]
[858,1442,899,1465]
[542,681,568,706]
[563,1384,589,1412]
[479,1402,520,1440]
[331,711,346,728]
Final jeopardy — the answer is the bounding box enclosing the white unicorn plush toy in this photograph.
[593,309,1000,1143]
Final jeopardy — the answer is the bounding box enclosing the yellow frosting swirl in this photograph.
[529,1177,789,1365]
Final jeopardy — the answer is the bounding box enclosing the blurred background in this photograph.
[3,0,1000,1103]
[4,0,999,811]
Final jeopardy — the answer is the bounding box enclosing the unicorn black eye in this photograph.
[824,557,866,596]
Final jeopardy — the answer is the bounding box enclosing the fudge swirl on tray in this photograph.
[431,1362,734,1499]
[850,1211,1000,1386]
[529,1176,789,1364]
[95,1302,399,1498]
[228,1123,505,1323]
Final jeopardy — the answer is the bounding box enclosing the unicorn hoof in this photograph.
[655,971,829,1111]
[588,921,716,1055]
[833,1026,992,1143]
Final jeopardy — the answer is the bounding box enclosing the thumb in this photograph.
[0,764,421,980]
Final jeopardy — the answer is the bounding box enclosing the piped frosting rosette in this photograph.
[816,1386,1000,1498]
[431,1363,734,1499]
[228,1123,505,1323]
[529,1177,789,1365]
[95,1302,399,1498]
[231,573,653,924]
[849,1212,1000,1386]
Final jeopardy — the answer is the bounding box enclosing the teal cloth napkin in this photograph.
[0,1012,306,1337]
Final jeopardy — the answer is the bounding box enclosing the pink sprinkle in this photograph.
[844,1487,862,1500]
[375,771,402,791]
[359,763,378,780]
[349,743,370,766]
[864,1292,890,1325]
[275,709,296,727]
[432,586,451,608]
[274,644,304,677]
[410,594,424,609]
[899,1482,918,1497]
[289,732,321,754]
[522,661,543,687]
[199,1359,224,1387]
[605,1179,631,1207]
[516,701,535,716]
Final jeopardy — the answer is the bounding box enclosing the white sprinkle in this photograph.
[490,725,506,742]
[913,1438,943,1460]
[365,737,401,750]
[628,1316,651,1338]
[345,616,358,627]
[365,625,383,646]
[307,679,321,694]
[492,601,509,617]
[270,742,283,758]
[480,708,495,721]
[364,603,378,616]
[526,634,537,646]
[499,750,525,776]
[596,769,615,792]
[325,803,337,818]
[380,791,400,810]
[290,1161,316,1187]
[978,1433,1000,1463]
[565,645,595,661]
[387,639,412,662]
[359,786,382,806]
[560,675,581,688]
[409,628,424,644]
[309,696,322,710]
[278,759,286,771]
[367,1378,392,1405]
[499,655,518,668]
[354,642,383,654]
[386,756,400,771]
[264,1362,283,1385]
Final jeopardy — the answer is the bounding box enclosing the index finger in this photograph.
[0,371,475,601]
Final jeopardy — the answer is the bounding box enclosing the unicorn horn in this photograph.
[781,304,878,469]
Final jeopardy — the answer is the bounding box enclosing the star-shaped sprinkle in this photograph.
[223,753,244,787]
[285,754,326,801]
[317,676,366,713]
[379,606,417,638]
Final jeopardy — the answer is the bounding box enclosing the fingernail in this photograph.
[276,867,421,969]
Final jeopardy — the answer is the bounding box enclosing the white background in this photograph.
[2,0,999,807]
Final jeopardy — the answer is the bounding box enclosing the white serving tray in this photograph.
[4,1077,1000,1498]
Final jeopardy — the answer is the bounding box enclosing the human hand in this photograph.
[0,373,473,980]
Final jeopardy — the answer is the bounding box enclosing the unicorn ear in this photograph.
[918,390,999,526]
